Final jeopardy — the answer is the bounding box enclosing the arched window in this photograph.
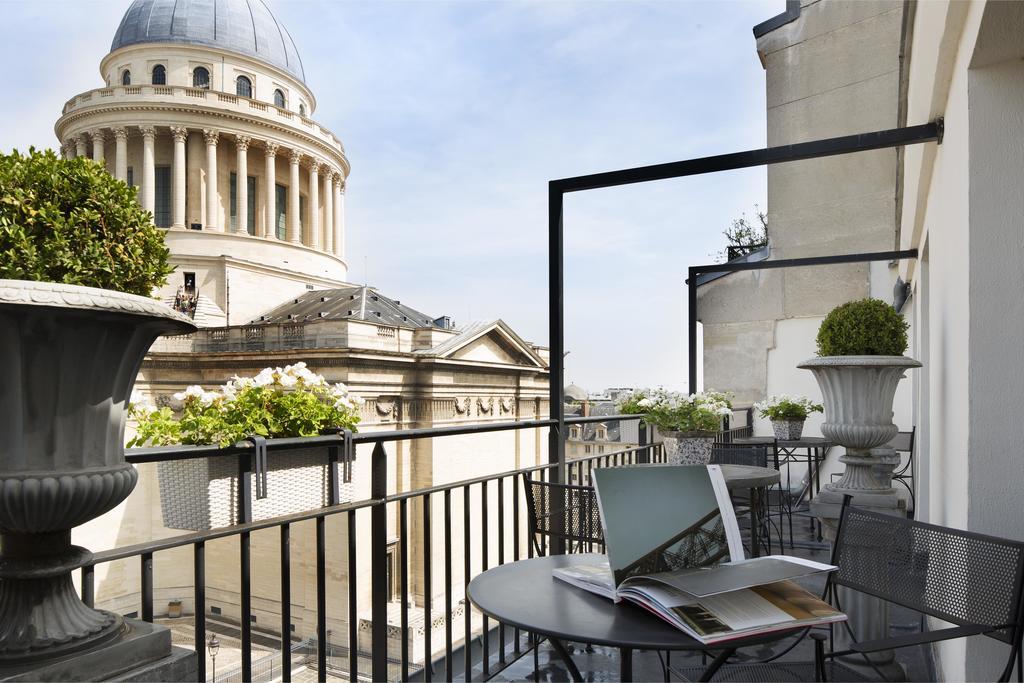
[299,102,306,117]
[192,66,210,89]
[152,64,166,85]
[121,70,131,86]
[273,89,286,108]
[236,75,252,98]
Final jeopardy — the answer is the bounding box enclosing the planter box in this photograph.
[771,420,805,441]
[158,447,353,531]
[660,431,716,465]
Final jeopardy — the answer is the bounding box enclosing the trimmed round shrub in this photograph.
[816,298,909,356]
[0,148,172,296]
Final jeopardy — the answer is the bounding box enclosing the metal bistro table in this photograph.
[721,464,780,558]
[467,553,802,682]
[734,436,834,545]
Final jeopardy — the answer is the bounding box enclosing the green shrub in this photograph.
[816,298,909,356]
[0,148,172,296]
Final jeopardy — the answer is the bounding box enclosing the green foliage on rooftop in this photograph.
[816,298,909,356]
[0,148,172,296]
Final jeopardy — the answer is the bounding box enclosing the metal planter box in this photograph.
[157,447,350,531]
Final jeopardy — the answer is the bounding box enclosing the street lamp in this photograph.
[207,633,220,682]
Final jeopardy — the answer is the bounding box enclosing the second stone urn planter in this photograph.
[661,431,717,465]
[0,280,195,664]
[798,355,921,511]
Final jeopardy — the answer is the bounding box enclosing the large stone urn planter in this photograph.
[661,431,716,465]
[0,280,194,664]
[798,355,921,515]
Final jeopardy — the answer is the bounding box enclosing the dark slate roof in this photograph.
[111,0,306,83]
[254,285,442,328]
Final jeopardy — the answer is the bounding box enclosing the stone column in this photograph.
[75,135,88,158]
[112,127,128,181]
[288,150,302,244]
[203,129,219,231]
[323,170,334,253]
[170,126,188,229]
[264,142,279,238]
[334,174,345,258]
[307,160,320,249]
[140,126,156,215]
[234,135,251,235]
[62,140,74,159]
[89,130,105,164]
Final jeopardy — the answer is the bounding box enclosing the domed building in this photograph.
[55,0,349,326]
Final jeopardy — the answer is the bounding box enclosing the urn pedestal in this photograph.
[0,280,194,671]
[799,354,920,682]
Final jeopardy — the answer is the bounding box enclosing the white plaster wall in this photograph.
[899,1,984,678]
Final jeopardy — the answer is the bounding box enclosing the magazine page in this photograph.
[617,578,845,644]
[623,555,836,598]
[592,465,741,586]
[551,557,617,601]
[707,464,744,562]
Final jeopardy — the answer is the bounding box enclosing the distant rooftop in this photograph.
[254,285,446,329]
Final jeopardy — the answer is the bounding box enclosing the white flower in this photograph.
[253,368,275,387]
[198,391,220,407]
[173,385,205,401]
[638,397,653,408]
[278,373,298,388]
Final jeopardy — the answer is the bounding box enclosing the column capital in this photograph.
[332,171,344,184]
[75,133,89,145]
[307,158,322,173]
[202,129,220,146]
[170,126,189,143]
[338,176,347,193]
[289,149,303,165]
[264,141,280,157]
[63,139,75,153]
[111,127,128,141]
[234,134,252,151]
[139,126,156,140]
[88,129,105,143]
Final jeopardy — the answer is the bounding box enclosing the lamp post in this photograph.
[207,634,220,682]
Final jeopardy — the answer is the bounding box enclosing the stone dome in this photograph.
[564,384,588,401]
[111,0,305,83]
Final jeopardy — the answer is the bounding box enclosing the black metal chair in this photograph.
[886,428,916,517]
[711,444,783,557]
[522,474,604,556]
[677,496,1024,682]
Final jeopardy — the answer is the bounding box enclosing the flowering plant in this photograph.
[754,395,823,422]
[128,362,364,447]
[617,388,732,434]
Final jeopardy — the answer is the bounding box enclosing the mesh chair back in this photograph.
[523,475,604,556]
[710,445,770,469]
[833,505,1024,644]
[886,429,915,453]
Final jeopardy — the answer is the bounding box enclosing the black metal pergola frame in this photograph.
[547,120,943,477]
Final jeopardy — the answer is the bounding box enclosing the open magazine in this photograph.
[552,465,845,645]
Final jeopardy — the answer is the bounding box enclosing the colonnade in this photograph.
[62,126,346,258]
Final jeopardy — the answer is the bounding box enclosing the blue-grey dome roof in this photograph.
[111,0,305,83]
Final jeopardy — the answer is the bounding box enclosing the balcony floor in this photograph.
[479,513,933,682]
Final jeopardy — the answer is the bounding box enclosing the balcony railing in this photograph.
[60,85,346,156]
[90,415,663,682]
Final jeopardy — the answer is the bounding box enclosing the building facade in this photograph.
[55,1,553,669]
[55,0,349,326]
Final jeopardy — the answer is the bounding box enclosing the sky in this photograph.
[0,0,778,393]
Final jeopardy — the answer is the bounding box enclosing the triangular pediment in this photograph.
[426,320,546,368]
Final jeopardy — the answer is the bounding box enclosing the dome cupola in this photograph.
[111,0,305,83]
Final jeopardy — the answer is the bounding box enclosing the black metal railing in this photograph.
[85,415,660,682]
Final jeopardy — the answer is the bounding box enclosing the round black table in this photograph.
[466,553,797,682]
[722,464,781,557]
